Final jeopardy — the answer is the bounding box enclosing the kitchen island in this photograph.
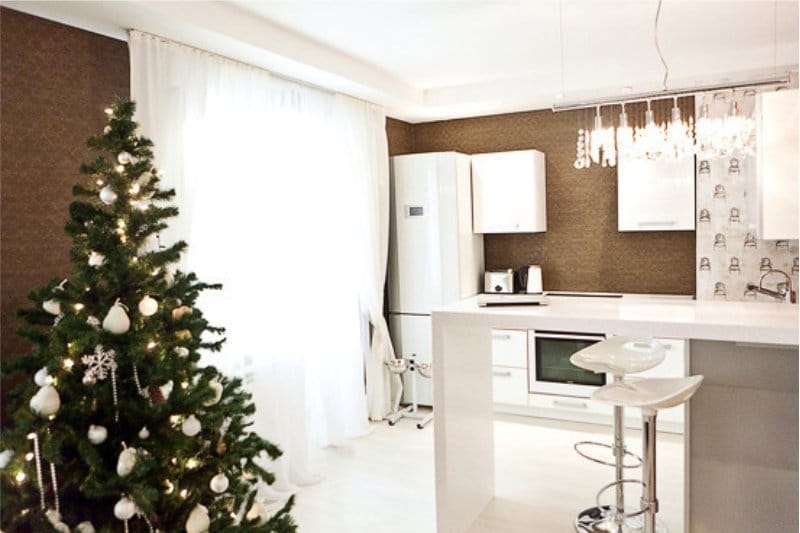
[431,295,798,532]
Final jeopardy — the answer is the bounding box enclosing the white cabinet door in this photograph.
[491,329,527,368]
[472,150,547,233]
[756,88,799,240]
[389,314,433,406]
[492,367,528,405]
[617,156,695,231]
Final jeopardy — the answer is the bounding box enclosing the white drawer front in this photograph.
[528,393,613,417]
[491,329,527,368]
[493,367,528,405]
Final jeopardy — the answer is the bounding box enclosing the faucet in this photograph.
[746,269,796,303]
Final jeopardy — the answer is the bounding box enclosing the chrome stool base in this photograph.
[575,506,668,533]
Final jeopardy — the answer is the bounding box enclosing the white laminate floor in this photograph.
[292,412,684,533]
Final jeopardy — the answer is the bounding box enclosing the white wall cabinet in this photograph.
[617,156,695,231]
[756,88,799,240]
[471,150,547,233]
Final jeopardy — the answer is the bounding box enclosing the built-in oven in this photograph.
[528,330,607,398]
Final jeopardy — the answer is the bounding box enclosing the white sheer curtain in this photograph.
[129,31,397,492]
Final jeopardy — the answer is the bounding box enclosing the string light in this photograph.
[179,489,189,499]
[96,179,104,186]
[180,381,189,390]
[62,358,74,371]
[147,341,157,350]
[15,471,26,483]
[169,415,181,426]
[164,479,175,494]
[25,452,34,461]
[115,164,125,173]
[186,459,200,470]
[73,303,84,312]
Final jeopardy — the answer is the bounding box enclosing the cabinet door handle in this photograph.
[552,399,588,409]
[638,221,676,227]
[492,370,512,377]
[491,332,512,340]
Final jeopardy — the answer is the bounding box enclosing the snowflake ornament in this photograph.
[81,345,118,381]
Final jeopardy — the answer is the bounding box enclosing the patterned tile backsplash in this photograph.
[695,95,799,302]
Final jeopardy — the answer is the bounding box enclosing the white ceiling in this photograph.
[5,1,799,122]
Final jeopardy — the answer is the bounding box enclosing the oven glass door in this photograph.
[530,332,606,397]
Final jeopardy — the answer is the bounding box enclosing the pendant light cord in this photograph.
[654,0,669,91]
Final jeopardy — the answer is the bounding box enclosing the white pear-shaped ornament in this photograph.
[138,295,158,317]
[246,502,271,524]
[209,472,229,493]
[34,367,52,386]
[203,381,223,407]
[88,251,106,267]
[159,380,174,401]
[138,426,150,440]
[87,425,108,445]
[99,186,117,205]
[75,521,96,533]
[103,299,130,334]
[0,450,14,469]
[117,447,137,477]
[42,299,61,316]
[181,415,202,437]
[30,385,60,417]
[185,504,210,533]
[113,496,137,520]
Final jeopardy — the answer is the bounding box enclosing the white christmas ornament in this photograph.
[0,450,13,470]
[30,385,60,417]
[185,504,210,533]
[113,496,137,520]
[138,426,150,440]
[117,152,132,165]
[103,125,112,134]
[181,415,202,437]
[88,251,106,267]
[136,171,152,187]
[209,472,229,493]
[174,346,190,358]
[246,502,272,524]
[172,305,193,320]
[160,380,174,400]
[45,509,71,533]
[87,425,108,445]
[86,315,101,329]
[203,381,223,407]
[42,299,61,316]
[99,186,117,205]
[117,447,137,477]
[34,367,52,386]
[82,345,117,381]
[103,299,130,334]
[138,295,158,317]
[75,521,96,533]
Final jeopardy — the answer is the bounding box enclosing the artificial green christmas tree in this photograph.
[0,99,296,532]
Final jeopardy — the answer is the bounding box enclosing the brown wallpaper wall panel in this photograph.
[411,100,696,295]
[386,117,413,156]
[1,8,130,361]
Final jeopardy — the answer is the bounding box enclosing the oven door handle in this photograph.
[534,333,606,342]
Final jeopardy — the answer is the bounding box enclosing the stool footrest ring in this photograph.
[595,479,648,519]
[574,441,643,469]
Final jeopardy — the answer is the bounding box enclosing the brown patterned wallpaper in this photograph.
[403,98,696,295]
[386,117,413,156]
[1,8,130,362]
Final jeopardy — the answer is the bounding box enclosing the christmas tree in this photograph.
[0,99,296,532]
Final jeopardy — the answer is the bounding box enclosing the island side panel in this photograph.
[433,314,495,532]
[689,340,799,532]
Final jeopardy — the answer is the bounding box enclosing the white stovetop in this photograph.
[434,293,799,346]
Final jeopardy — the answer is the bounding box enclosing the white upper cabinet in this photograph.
[471,149,547,233]
[617,156,695,232]
[756,88,798,240]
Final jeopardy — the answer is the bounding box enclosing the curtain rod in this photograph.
[552,75,791,112]
[127,29,383,110]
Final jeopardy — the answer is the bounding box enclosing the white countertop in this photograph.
[433,294,799,345]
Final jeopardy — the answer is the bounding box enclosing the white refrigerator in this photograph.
[387,152,484,405]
